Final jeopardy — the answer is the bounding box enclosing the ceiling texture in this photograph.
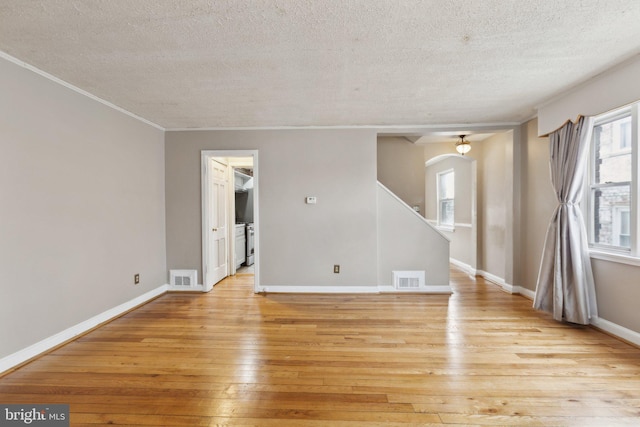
[1,0,640,130]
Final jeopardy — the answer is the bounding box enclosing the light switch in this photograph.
[305,196,317,204]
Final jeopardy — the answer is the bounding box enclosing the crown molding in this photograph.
[0,50,165,131]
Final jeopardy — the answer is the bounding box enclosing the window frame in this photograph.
[436,169,455,232]
[586,103,640,265]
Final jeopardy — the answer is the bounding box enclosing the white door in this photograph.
[208,158,228,287]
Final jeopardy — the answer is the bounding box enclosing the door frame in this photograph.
[201,150,260,293]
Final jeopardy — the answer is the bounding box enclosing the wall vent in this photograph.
[393,271,425,290]
[170,269,197,288]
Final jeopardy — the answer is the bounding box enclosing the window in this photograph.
[587,103,638,261]
[620,120,631,150]
[615,208,631,248]
[437,169,454,229]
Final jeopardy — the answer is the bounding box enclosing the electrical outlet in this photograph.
[333,265,340,274]
[134,274,140,284]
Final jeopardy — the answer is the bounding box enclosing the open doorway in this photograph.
[201,150,259,293]
[425,154,478,274]
[231,160,255,275]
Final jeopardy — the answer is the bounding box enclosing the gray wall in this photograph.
[533,55,640,334]
[519,118,556,292]
[519,118,640,333]
[377,136,426,215]
[165,129,379,288]
[4,49,639,363]
[538,55,640,136]
[377,184,450,287]
[592,259,640,333]
[421,133,517,283]
[425,155,475,268]
[478,132,509,279]
[0,57,166,359]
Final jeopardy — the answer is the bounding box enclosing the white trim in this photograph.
[586,103,639,258]
[201,150,260,293]
[633,103,640,257]
[477,270,506,287]
[436,169,455,229]
[201,155,209,290]
[476,269,507,288]
[378,285,453,294]
[450,258,477,276]
[169,269,198,289]
[501,282,516,293]
[513,286,536,300]
[589,250,640,267]
[428,219,471,231]
[261,285,379,294]
[258,285,452,294]
[377,182,449,241]
[592,104,634,125]
[0,50,164,131]
[0,50,523,134]
[168,283,205,292]
[591,316,640,347]
[0,285,168,375]
[167,122,521,132]
[474,268,536,299]
[483,284,640,346]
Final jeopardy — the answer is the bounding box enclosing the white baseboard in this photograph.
[499,281,514,294]
[476,269,506,287]
[450,258,477,276]
[474,279,639,346]
[378,285,453,294]
[513,286,536,300]
[590,316,640,347]
[259,285,379,294]
[471,275,639,346]
[167,283,205,292]
[258,285,453,294]
[476,270,536,299]
[0,284,168,375]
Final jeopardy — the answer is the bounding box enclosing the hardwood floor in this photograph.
[2,267,640,426]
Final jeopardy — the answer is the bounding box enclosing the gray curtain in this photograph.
[534,116,597,325]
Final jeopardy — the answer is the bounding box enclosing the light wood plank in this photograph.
[1,267,640,425]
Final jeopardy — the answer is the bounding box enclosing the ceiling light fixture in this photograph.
[455,135,471,155]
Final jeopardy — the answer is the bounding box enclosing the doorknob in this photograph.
[212,228,218,232]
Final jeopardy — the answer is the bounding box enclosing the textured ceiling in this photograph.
[1,1,640,130]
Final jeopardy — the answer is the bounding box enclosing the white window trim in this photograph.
[436,169,455,231]
[589,249,640,267]
[585,102,640,264]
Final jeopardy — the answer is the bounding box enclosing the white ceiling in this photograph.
[1,1,640,130]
